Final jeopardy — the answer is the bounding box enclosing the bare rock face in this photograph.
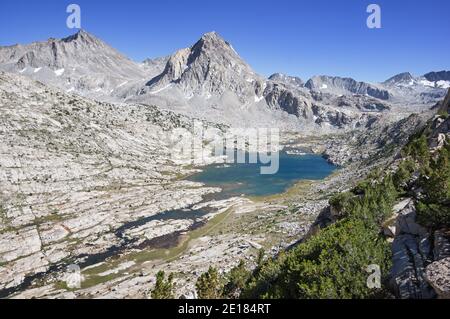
[142,56,169,74]
[144,31,264,104]
[395,201,428,237]
[323,112,427,166]
[263,82,312,118]
[0,30,163,101]
[433,230,450,261]
[0,71,223,296]
[424,71,450,83]
[269,73,304,88]
[387,201,450,298]
[388,199,436,299]
[334,95,390,112]
[443,88,450,112]
[383,72,415,87]
[425,257,450,299]
[389,234,436,299]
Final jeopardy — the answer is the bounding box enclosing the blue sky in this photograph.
[0,0,449,82]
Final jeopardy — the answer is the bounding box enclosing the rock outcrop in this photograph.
[269,73,304,88]
[425,257,450,299]
[0,71,224,295]
[144,31,264,104]
[424,71,450,83]
[388,200,436,299]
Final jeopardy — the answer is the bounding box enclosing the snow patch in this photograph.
[33,67,42,73]
[436,80,450,89]
[254,95,264,103]
[116,81,128,88]
[54,68,65,76]
[19,68,27,73]
[66,87,75,93]
[229,44,238,55]
[420,79,435,87]
[150,84,173,94]
[320,84,328,89]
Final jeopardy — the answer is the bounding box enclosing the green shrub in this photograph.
[402,134,430,165]
[242,174,397,299]
[393,160,415,191]
[416,201,450,229]
[222,260,251,299]
[277,219,391,299]
[242,218,391,299]
[196,267,224,299]
[241,254,285,299]
[150,271,175,299]
[415,146,450,229]
[329,192,355,218]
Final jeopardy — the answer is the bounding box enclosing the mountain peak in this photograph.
[200,31,222,41]
[144,31,261,103]
[269,73,304,88]
[194,31,234,52]
[384,72,414,85]
[62,29,101,44]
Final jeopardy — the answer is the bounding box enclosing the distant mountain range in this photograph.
[0,30,448,131]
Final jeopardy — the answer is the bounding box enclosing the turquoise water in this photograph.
[189,152,337,197]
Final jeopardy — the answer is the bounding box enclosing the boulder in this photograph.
[395,201,428,236]
[382,198,412,238]
[425,257,450,299]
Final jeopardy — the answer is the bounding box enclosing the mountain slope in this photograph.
[0,30,445,132]
[383,72,415,86]
[124,32,397,130]
[381,71,448,106]
[0,30,163,100]
[144,32,265,101]
[268,73,304,88]
[305,75,390,100]
[0,71,226,296]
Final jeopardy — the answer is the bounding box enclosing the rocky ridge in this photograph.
[1,30,447,131]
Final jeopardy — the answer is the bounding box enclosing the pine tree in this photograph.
[150,271,175,299]
[195,267,223,299]
[223,260,250,299]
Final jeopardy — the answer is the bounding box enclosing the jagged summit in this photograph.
[62,29,101,44]
[200,31,222,41]
[384,72,414,85]
[195,31,234,50]
[0,29,152,98]
[189,31,241,63]
[144,30,261,101]
[269,73,304,88]
[424,70,450,82]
